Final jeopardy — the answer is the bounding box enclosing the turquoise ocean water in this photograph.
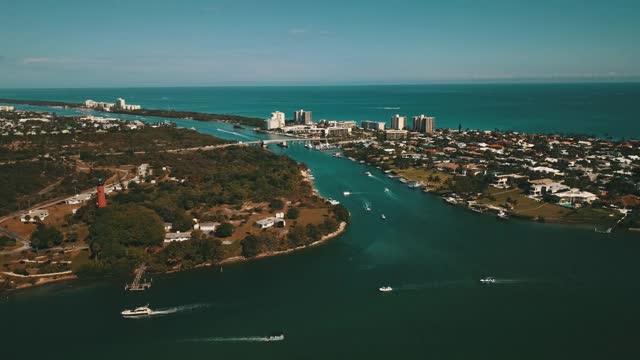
[1,84,640,359]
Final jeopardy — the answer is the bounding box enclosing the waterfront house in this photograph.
[529,179,569,197]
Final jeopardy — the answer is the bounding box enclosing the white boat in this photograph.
[365,171,373,177]
[379,286,393,292]
[327,198,340,205]
[121,305,153,318]
[444,197,458,205]
[480,277,496,284]
[384,188,390,193]
[381,214,386,220]
[364,205,371,211]
[304,143,313,149]
[343,191,351,197]
[497,211,509,220]
[265,333,285,342]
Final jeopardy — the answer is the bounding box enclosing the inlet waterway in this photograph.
[1,85,640,359]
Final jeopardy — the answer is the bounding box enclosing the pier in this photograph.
[125,264,152,291]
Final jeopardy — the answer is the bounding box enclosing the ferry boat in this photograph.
[379,286,393,292]
[121,305,153,318]
[265,333,285,342]
[480,277,496,284]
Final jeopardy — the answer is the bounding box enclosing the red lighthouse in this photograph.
[97,178,107,208]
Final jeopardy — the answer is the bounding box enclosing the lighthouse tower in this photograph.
[96,178,107,208]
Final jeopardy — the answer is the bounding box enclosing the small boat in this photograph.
[480,277,496,284]
[265,333,285,342]
[497,211,509,220]
[333,153,343,158]
[304,143,313,149]
[365,171,373,177]
[384,188,390,193]
[277,141,288,148]
[233,124,245,129]
[343,191,351,197]
[189,127,197,131]
[327,198,340,205]
[379,286,393,292]
[364,205,371,211]
[444,197,458,205]
[381,214,386,220]
[121,305,153,318]
[470,207,484,214]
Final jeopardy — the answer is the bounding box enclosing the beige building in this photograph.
[390,114,407,130]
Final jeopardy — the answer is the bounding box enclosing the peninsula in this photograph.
[0,108,350,291]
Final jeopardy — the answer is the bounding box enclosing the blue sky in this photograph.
[1,0,639,87]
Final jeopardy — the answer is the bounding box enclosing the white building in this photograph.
[529,179,570,197]
[255,217,286,229]
[164,231,192,243]
[64,193,93,205]
[115,98,142,111]
[265,111,286,129]
[361,120,385,131]
[390,114,407,130]
[194,222,220,233]
[555,189,598,207]
[20,209,49,223]
[0,106,14,112]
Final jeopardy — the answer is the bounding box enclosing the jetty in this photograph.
[125,264,152,291]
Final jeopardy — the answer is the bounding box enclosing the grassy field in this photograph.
[478,187,619,225]
[394,168,453,190]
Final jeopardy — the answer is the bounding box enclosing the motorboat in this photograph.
[365,171,373,177]
[444,197,458,205]
[343,191,351,197]
[480,277,496,284]
[381,214,386,220]
[304,143,313,149]
[277,141,288,148]
[265,333,285,342]
[497,211,509,220]
[384,188,390,193]
[327,198,340,206]
[121,305,153,318]
[379,286,393,292]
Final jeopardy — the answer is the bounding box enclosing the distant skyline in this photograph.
[1,0,639,88]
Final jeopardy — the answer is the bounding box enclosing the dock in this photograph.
[125,264,152,291]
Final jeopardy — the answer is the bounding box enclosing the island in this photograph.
[0,109,350,291]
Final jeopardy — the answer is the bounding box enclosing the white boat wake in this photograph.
[192,336,282,343]
[216,128,255,140]
[362,200,372,211]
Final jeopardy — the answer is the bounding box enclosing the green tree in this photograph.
[286,207,300,219]
[241,235,260,258]
[30,224,63,249]
[214,222,234,238]
[269,198,285,210]
[332,204,351,223]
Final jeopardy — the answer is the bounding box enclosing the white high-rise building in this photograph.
[116,98,126,109]
[265,111,286,129]
[412,115,435,133]
[390,114,407,130]
[361,120,385,131]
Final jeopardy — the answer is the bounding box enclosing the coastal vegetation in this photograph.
[0,109,349,289]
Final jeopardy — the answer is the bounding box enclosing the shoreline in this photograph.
[218,221,347,266]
